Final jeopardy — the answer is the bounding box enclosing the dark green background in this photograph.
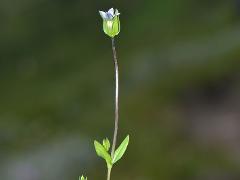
[1,0,240,179]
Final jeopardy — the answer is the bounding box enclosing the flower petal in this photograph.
[106,12,114,19]
[108,8,114,16]
[99,11,107,19]
[115,9,120,16]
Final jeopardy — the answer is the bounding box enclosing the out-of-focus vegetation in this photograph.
[0,0,240,179]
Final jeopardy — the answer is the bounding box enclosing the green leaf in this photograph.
[94,140,112,168]
[79,175,87,180]
[112,135,129,164]
[103,138,110,151]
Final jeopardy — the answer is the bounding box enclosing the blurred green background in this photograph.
[1,0,240,179]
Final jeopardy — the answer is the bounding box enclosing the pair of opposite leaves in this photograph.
[94,135,129,169]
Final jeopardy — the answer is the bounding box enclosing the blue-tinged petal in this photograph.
[108,8,114,16]
[99,11,107,19]
[106,12,114,20]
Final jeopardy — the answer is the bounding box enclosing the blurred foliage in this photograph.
[0,0,240,180]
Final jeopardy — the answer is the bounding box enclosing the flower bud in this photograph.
[99,8,120,38]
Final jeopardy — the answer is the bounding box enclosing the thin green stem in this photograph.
[107,37,119,180]
[110,37,119,158]
[107,168,112,180]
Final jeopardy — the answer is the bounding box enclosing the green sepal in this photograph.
[112,16,120,37]
[103,16,120,37]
